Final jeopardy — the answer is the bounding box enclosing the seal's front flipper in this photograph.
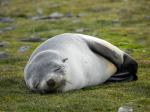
[78,34,138,82]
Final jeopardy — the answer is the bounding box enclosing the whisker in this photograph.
[33,80,40,89]
[65,80,72,85]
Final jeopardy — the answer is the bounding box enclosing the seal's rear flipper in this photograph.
[105,54,138,83]
[106,72,136,83]
[78,34,138,82]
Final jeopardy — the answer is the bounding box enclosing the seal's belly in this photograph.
[63,42,117,87]
[83,53,117,85]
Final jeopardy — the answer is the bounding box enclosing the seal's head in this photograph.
[24,51,69,94]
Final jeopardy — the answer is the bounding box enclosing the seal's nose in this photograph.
[47,79,55,88]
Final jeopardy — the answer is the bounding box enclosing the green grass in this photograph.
[0,0,150,112]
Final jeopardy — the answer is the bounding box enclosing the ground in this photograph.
[0,0,150,112]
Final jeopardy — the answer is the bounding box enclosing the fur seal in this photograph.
[24,33,138,93]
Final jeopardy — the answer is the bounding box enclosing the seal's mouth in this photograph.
[32,79,66,94]
[47,79,66,92]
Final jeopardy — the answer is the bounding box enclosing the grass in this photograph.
[0,0,150,112]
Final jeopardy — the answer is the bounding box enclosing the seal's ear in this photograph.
[62,58,68,63]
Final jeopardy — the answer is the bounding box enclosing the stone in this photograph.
[77,13,87,17]
[89,7,110,12]
[30,16,44,20]
[21,35,45,42]
[0,52,9,60]
[0,1,9,6]
[112,19,120,24]
[50,3,60,8]
[111,19,121,26]
[75,28,84,33]
[144,16,150,20]
[18,46,30,52]
[31,12,64,20]
[0,41,9,47]
[75,28,89,33]
[65,12,73,17]
[48,12,64,19]
[0,26,16,34]
[72,18,80,23]
[118,106,133,112]
[123,0,128,2]
[0,17,14,23]
[36,8,43,16]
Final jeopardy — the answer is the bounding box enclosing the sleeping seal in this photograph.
[24,33,138,93]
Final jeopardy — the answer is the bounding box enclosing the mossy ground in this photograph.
[0,0,150,112]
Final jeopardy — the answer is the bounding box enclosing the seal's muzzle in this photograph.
[47,79,55,88]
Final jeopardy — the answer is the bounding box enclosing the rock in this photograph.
[112,19,120,24]
[144,16,150,20]
[31,12,64,20]
[72,18,80,23]
[18,46,30,52]
[0,17,14,23]
[0,41,9,47]
[119,9,128,14]
[142,49,146,53]
[123,0,128,2]
[48,12,64,19]
[77,13,87,17]
[30,16,44,20]
[50,3,60,8]
[118,106,133,112]
[111,19,121,26]
[0,0,9,6]
[65,12,73,17]
[21,35,45,42]
[0,26,16,34]
[75,28,89,33]
[89,7,110,12]
[75,28,84,33]
[36,8,43,16]
[0,52,9,60]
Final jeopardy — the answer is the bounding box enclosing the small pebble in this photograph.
[65,12,73,17]
[0,41,9,47]
[49,12,64,19]
[118,106,133,112]
[18,46,30,52]
[21,35,45,42]
[77,12,87,17]
[0,52,9,60]
[36,8,43,15]
[0,26,16,34]
[75,28,89,33]
[0,17,14,23]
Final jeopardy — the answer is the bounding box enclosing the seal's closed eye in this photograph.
[62,58,68,63]
[53,67,61,72]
